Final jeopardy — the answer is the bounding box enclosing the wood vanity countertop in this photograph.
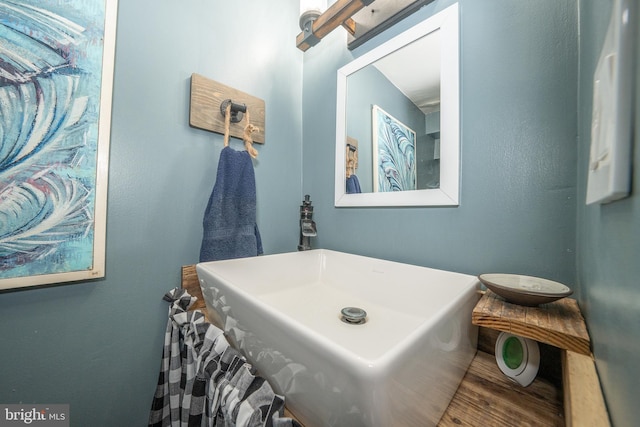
[438,349,563,426]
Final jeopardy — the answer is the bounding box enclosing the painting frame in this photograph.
[0,0,119,290]
[372,105,417,192]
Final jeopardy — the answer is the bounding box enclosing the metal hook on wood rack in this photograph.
[220,99,247,123]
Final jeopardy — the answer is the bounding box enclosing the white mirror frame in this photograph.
[334,3,459,207]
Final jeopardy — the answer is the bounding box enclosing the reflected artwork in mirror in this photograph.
[335,3,459,207]
[372,105,417,192]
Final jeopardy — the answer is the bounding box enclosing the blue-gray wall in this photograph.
[576,2,640,426]
[0,1,302,425]
[1,0,638,426]
[303,0,578,282]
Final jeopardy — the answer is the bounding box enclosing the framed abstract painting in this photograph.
[372,105,417,192]
[0,0,118,290]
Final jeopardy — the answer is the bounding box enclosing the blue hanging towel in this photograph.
[346,174,362,194]
[199,146,263,262]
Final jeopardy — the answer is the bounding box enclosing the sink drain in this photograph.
[340,307,367,325]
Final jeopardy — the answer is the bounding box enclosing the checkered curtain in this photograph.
[149,288,300,427]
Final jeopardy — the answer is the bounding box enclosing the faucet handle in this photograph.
[301,220,317,236]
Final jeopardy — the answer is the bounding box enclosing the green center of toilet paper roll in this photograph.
[502,336,524,369]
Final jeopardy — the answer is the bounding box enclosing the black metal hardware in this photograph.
[220,99,247,123]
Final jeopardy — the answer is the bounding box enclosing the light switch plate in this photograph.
[586,0,636,205]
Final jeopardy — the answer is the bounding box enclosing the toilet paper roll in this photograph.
[495,332,540,387]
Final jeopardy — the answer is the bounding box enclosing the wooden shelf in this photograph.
[438,350,564,427]
[472,290,591,355]
[470,290,611,426]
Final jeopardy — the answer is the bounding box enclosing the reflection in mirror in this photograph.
[348,32,441,193]
[335,3,459,207]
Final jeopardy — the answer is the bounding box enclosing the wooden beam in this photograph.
[562,350,611,427]
[347,0,435,50]
[341,18,357,36]
[296,0,375,51]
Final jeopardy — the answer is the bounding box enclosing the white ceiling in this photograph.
[372,29,441,114]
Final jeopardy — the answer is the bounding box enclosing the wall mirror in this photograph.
[334,3,459,207]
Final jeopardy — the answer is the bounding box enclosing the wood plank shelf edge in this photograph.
[562,350,611,427]
[472,290,591,355]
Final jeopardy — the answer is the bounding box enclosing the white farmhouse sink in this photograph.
[196,249,480,426]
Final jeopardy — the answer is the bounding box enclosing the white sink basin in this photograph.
[196,249,479,426]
